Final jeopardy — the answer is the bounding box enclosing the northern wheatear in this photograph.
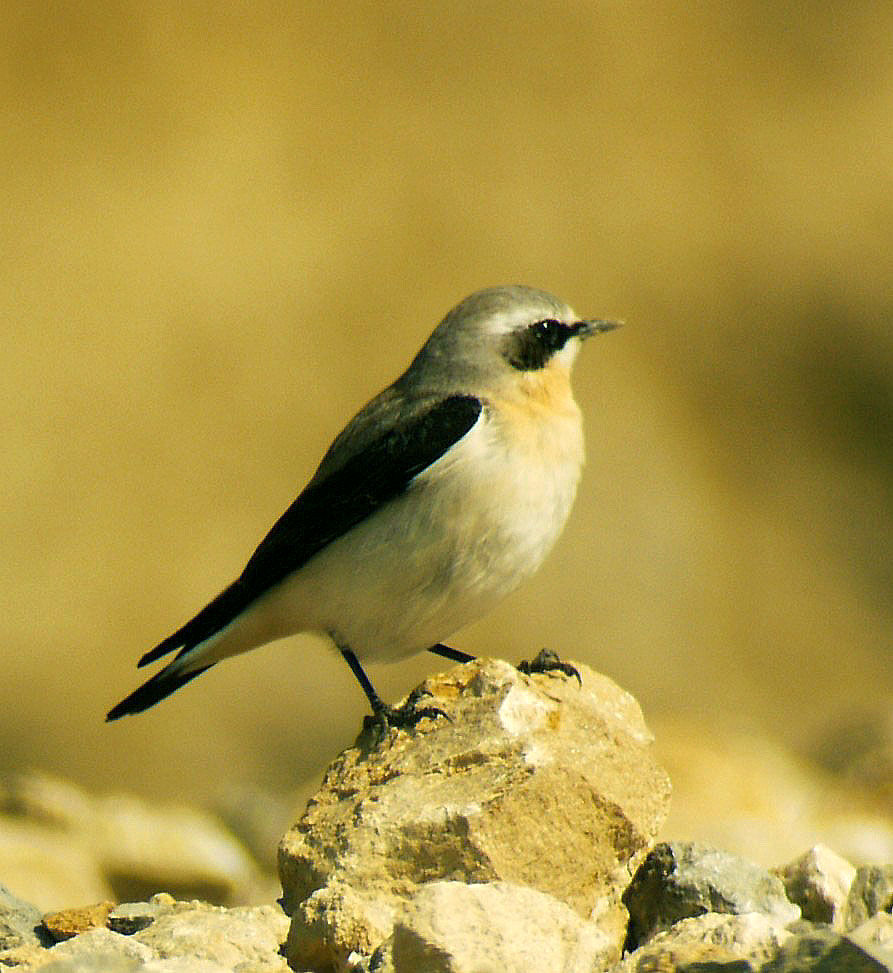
[107,286,619,728]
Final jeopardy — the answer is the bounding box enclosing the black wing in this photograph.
[137,394,483,667]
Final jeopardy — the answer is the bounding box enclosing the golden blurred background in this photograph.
[2,2,891,810]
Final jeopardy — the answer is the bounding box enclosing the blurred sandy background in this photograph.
[2,2,891,813]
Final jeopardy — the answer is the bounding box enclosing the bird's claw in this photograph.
[518,648,582,685]
[362,687,450,744]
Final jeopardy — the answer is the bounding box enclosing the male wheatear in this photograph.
[107,286,619,727]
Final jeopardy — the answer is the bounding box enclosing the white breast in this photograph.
[221,384,586,664]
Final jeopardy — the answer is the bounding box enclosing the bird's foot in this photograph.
[518,648,582,685]
[362,687,450,743]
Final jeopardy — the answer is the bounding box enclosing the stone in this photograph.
[279,659,670,972]
[610,911,793,972]
[134,900,289,971]
[849,913,893,966]
[761,922,893,972]
[29,925,154,970]
[845,865,893,932]
[0,883,45,950]
[773,844,856,928]
[106,894,176,936]
[41,901,115,942]
[622,840,800,950]
[386,881,617,973]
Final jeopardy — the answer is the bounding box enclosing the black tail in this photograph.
[106,664,213,721]
[137,579,250,668]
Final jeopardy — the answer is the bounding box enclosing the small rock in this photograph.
[134,900,289,971]
[845,865,893,932]
[622,840,800,949]
[387,881,617,973]
[849,912,893,962]
[761,922,893,972]
[41,900,115,942]
[773,844,856,928]
[32,925,154,970]
[610,912,793,972]
[279,660,670,972]
[107,894,177,935]
[0,943,48,968]
[0,883,45,950]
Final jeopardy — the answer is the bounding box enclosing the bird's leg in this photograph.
[518,648,582,685]
[426,642,475,663]
[339,647,448,738]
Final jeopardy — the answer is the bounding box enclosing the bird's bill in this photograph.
[574,318,623,337]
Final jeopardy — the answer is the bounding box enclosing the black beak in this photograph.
[574,318,623,338]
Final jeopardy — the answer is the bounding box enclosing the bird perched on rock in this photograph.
[107,286,619,729]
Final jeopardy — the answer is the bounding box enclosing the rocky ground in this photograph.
[1,659,891,972]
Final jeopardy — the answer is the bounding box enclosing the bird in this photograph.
[106,285,620,729]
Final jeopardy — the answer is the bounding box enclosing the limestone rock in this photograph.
[610,911,794,972]
[134,900,289,971]
[0,896,291,972]
[849,913,893,966]
[761,921,893,972]
[384,881,617,973]
[845,865,893,933]
[0,884,45,951]
[28,926,154,970]
[279,659,670,971]
[107,894,176,936]
[773,844,856,928]
[41,902,115,943]
[622,840,800,950]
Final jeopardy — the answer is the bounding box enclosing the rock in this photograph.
[133,900,289,971]
[0,897,291,971]
[107,893,177,936]
[28,926,154,970]
[384,881,617,973]
[761,921,893,972]
[845,865,893,932]
[41,902,115,942]
[622,840,800,950]
[849,913,893,966]
[610,911,794,972]
[773,844,856,928]
[279,659,671,972]
[0,884,45,951]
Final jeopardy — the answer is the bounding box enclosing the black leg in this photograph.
[518,648,582,685]
[340,646,383,710]
[339,646,448,737]
[427,643,475,663]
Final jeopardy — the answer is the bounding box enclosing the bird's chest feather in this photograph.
[413,375,584,584]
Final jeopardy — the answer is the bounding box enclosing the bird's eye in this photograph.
[531,319,567,351]
[505,317,571,371]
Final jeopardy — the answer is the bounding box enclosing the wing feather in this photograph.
[137,394,483,667]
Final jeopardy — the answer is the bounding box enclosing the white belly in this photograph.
[205,394,584,665]
[285,398,583,659]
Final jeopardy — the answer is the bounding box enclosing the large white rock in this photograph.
[279,659,671,971]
